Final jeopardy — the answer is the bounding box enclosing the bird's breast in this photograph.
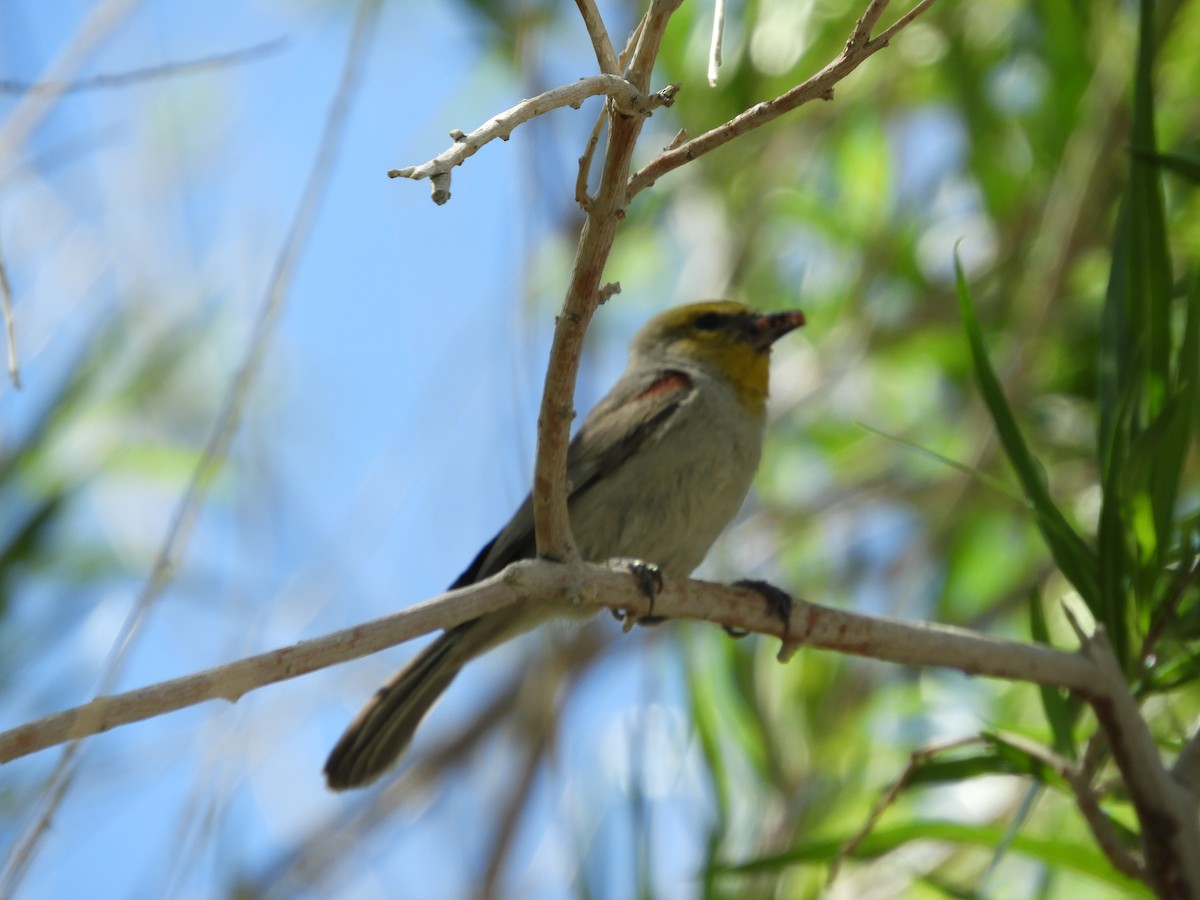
[569,377,764,578]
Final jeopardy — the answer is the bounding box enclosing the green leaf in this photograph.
[856,421,1028,506]
[954,252,1099,611]
[1129,0,1172,413]
[1131,149,1200,185]
[717,820,1150,895]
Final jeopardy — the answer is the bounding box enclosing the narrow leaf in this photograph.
[954,252,1099,610]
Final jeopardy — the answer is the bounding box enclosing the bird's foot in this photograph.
[727,580,795,650]
[607,559,665,632]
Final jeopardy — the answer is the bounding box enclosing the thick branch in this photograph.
[388,74,677,204]
[626,0,938,201]
[0,560,1108,765]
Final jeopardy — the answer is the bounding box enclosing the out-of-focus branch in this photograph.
[0,0,141,168]
[0,37,285,95]
[998,732,1143,881]
[248,631,608,895]
[0,232,18,388]
[388,74,678,205]
[626,0,939,201]
[0,2,383,894]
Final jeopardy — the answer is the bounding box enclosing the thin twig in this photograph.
[575,14,653,211]
[872,0,938,45]
[626,0,939,201]
[998,732,1144,881]
[0,0,141,169]
[0,1,383,892]
[573,0,619,75]
[575,112,606,209]
[0,230,18,388]
[830,736,979,884]
[0,37,286,95]
[0,559,1111,765]
[390,74,677,204]
[480,723,550,898]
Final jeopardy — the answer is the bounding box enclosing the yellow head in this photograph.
[631,301,806,417]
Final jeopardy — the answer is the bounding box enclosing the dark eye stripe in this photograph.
[693,312,726,331]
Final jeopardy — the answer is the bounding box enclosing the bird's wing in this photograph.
[449,368,695,588]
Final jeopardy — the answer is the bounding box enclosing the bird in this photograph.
[324,300,805,790]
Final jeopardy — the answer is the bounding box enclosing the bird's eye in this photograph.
[693,312,726,331]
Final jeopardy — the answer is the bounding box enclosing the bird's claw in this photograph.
[607,559,664,631]
[731,579,795,649]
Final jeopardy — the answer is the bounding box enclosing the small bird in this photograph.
[324,300,805,789]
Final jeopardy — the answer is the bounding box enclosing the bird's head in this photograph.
[631,301,806,416]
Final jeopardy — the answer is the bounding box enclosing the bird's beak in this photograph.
[749,309,806,351]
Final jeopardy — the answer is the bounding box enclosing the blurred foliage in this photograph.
[3,0,1198,897]
[626,0,1199,896]
[435,0,1200,895]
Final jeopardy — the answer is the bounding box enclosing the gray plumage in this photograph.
[324,302,802,789]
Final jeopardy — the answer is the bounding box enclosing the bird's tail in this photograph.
[324,621,479,790]
[324,604,546,790]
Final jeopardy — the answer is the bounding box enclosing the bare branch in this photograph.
[0,0,141,170]
[0,563,526,765]
[389,75,678,205]
[575,14,653,209]
[0,560,1110,765]
[626,0,684,91]
[573,0,619,75]
[873,0,939,46]
[626,0,939,201]
[530,0,682,565]
[575,111,605,209]
[850,0,894,45]
[0,232,18,388]
[0,37,286,95]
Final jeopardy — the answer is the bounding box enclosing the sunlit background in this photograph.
[2,1,1197,898]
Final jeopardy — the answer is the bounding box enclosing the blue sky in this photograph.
[0,2,732,896]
